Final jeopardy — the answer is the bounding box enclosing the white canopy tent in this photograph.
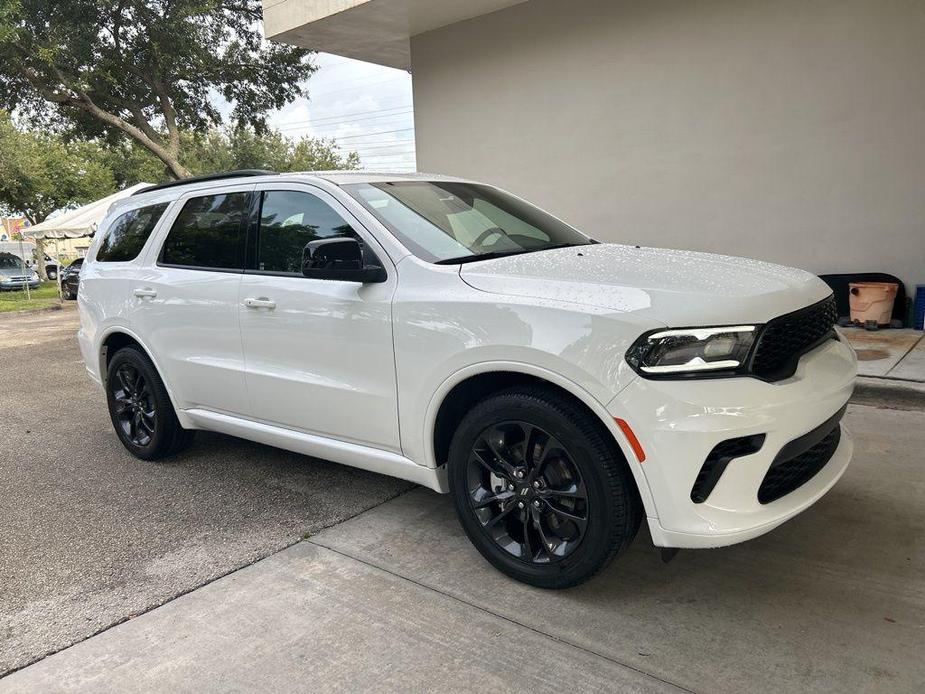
[23,183,152,240]
[21,183,152,298]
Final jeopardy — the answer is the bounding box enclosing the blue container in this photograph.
[915,284,925,330]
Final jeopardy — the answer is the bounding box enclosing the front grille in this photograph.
[757,406,845,504]
[750,295,838,381]
[691,434,766,503]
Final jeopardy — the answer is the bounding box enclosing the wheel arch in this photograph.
[98,327,189,427]
[425,362,656,517]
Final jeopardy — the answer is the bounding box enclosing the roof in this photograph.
[294,170,472,185]
[123,170,473,202]
[131,170,275,196]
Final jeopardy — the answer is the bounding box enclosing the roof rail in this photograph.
[131,169,277,196]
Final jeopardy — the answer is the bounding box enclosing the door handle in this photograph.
[244,297,277,310]
[133,287,157,298]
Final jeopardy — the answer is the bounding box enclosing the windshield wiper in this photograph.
[434,250,533,265]
[434,243,587,266]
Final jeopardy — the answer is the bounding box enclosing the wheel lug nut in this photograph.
[507,484,514,491]
[532,480,540,488]
[532,500,541,508]
[517,501,525,509]
[515,470,524,479]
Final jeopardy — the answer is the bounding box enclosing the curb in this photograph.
[851,376,925,412]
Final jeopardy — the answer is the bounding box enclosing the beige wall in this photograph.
[411,0,925,293]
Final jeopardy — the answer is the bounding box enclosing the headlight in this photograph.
[626,325,759,377]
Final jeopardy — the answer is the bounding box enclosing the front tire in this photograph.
[106,346,194,460]
[448,387,641,588]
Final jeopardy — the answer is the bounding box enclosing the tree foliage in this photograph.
[181,128,360,176]
[0,110,114,223]
[0,0,315,178]
[101,127,359,184]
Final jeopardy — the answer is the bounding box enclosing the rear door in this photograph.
[237,182,400,451]
[132,184,254,415]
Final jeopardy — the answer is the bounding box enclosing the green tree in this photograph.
[181,127,360,175]
[102,127,360,183]
[0,0,315,179]
[0,111,114,277]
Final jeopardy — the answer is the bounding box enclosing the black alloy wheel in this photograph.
[105,346,195,460]
[111,363,157,447]
[466,421,589,563]
[448,387,642,589]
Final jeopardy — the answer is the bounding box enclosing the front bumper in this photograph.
[609,337,856,549]
[1,280,40,291]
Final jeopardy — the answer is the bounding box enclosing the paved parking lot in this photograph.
[0,308,412,674]
[2,308,924,692]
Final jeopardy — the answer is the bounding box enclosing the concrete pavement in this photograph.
[0,307,412,674]
[3,403,923,693]
[844,327,924,380]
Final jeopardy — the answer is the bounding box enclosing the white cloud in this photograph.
[267,53,416,171]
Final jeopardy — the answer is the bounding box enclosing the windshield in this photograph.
[343,181,591,264]
[0,253,26,269]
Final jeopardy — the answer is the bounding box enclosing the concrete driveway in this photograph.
[2,308,924,692]
[0,308,412,675]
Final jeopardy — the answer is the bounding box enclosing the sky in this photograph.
[265,52,416,172]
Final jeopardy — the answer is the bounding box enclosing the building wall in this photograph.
[411,0,925,292]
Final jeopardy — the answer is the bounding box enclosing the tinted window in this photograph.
[257,191,357,274]
[160,193,249,270]
[96,203,168,262]
[0,252,24,269]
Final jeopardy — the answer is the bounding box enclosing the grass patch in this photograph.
[0,282,63,313]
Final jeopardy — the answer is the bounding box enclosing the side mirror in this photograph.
[301,237,387,283]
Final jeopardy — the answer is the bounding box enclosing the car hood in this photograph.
[0,266,31,278]
[459,243,832,326]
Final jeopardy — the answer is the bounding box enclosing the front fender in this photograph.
[417,360,657,520]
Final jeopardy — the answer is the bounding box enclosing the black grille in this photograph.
[757,407,845,504]
[750,295,838,381]
[691,434,765,503]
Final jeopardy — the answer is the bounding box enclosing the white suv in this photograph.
[77,170,856,587]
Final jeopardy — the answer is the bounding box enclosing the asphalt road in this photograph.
[0,307,413,675]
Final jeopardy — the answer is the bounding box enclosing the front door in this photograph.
[238,183,400,452]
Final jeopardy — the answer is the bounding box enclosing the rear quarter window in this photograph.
[96,203,169,262]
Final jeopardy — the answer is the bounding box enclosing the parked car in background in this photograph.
[76,170,857,588]
[61,258,83,299]
[44,253,60,280]
[0,251,40,291]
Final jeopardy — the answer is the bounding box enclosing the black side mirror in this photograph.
[301,237,386,283]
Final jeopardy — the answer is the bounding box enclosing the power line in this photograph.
[306,75,409,99]
[288,114,415,137]
[329,127,415,142]
[296,104,413,125]
[360,153,418,160]
[336,140,416,150]
[352,149,416,157]
[275,107,414,132]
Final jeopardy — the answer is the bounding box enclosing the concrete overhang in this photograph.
[262,0,528,69]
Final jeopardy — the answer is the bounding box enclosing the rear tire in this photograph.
[448,386,641,588]
[106,346,194,460]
